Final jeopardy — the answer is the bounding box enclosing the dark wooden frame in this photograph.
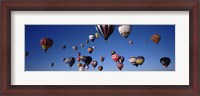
[0,0,199,96]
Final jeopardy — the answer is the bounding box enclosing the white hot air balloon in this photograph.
[129,56,137,64]
[118,25,131,38]
[79,66,85,71]
[89,34,96,42]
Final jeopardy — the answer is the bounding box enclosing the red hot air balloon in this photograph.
[112,54,120,62]
[40,37,53,53]
[96,25,115,40]
[117,63,124,71]
[151,34,161,44]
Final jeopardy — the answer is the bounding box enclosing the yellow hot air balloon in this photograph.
[87,47,93,54]
[95,32,99,39]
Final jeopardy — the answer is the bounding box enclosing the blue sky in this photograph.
[25,25,175,71]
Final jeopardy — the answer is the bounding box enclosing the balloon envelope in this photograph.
[89,34,96,42]
[95,32,99,39]
[160,57,171,68]
[136,56,145,65]
[118,25,131,38]
[96,25,115,40]
[65,57,75,68]
[25,52,29,56]
[87,47,93,54]
[151,34,161,44]
[91,60,98,69]
[119,56,125,63]
[72,46,78,51]
[117,63,124,71]
[111,50,116,55]
[100,56,105,62]
[40,37,53,53]
[112,54,120,62]
[98,66,103,71]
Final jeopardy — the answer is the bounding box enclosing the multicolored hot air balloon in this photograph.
[160,57,171,68]
[98,66,103,71]
[77,63,82,68]
[129,56,138,67]
[40,37,53,53]
[79,66,85,71]
[81,56,92,65]
[117,63,124,71]
[77,52,81,56]
[151,34,161,44]
[72,46,78,51]
[118,25,131,38]
[88,47,93,54]
[136,56,145,66]
[96,25,115,40]
[65,57,75,68]
[95,32,99,39]
[89,34,96,42]
[112,54,120,62]
[100,56,105,62]
[91,60,98,69]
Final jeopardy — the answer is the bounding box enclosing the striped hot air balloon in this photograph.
[40,37,53,53]
[151,34,161,44]
[95,25,115,40]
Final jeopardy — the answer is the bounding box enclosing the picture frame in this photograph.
[0,0,199,95]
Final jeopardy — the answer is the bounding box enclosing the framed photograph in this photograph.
[1,0,199,95]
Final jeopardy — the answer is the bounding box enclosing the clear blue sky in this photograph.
[25,25,175,71]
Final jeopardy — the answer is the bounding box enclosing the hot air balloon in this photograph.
[79,66,85,71]
[40,37,53,53]
[119,56,125,63]
[129,40,133,45]
[81,56,92,65]
[118,25,131,38]
[77,56,81,62]
[151,34,161,44]
[25,51,29,56]
[98,66,103,71]
[92,46,95,49]
[81,44,84,47]
[50,63,54,67]
[95,32,99,39]
[129,56,137,64]
[62,45,66,49]
[86,40,89,44]
[72,46,78,51]
[77,52,81,56]
[62,58,66,62]
[112,54,120,62]
[111,50,116,55]
[96,25,115,40]
[88,47,93,54]
[77,63,82,68]
[91,60,98,69]
[136,56,145,66]
[100,56,105,62]
[117,63,124,71]
[160,57,171,68]
[65,57,75,68]
[89,34,96,42]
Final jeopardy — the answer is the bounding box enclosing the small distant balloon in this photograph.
[91,60,98,69]
[129,40,133,45]
[111,50,116,55]
[81,44,84,47]
[95,32,99,39]
[117,63,124,71]
[72,46,78,51]
[92,46,95,49]
[50,63,54,67]
[87,47,93,54]
[151,34,161,44]
[89,34,96,42]
[129,56,137,65]
[77,56,81,62]
[65,57,75,68]
[100,56,105,62]
[77,63,82,68]
[86,40,89,44]
[77,52,81,56]
[79,66,85,71]
[118,56,125,63]
[81,56,92,65]
[136,56,145,66]
[160,57,171,68]
[62,45,66,49]
[98,66,103,71]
